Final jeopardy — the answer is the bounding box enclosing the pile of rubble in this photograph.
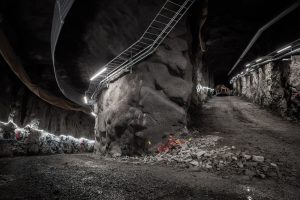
[113,135,282,180]
[0,120,94,156]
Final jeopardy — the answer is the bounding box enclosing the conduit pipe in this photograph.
[227,1,300,76]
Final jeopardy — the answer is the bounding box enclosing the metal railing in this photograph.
[86,0,195,102]
[230,38,300,84]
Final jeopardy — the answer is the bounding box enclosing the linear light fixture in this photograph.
[90,67,107,81]
[256,58,262,63]
[282,58,291,61]
[90,112,97,117]
[277,45,291,53]
[83,96,88,104]
[245,63,251,67]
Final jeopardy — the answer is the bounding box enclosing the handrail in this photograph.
[227,1,300,76]
[230,38,300,83]
[86,0,195,102]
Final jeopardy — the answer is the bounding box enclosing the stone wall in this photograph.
[233,55,300,120]
[94,26,196,156]
[0,64,95,139]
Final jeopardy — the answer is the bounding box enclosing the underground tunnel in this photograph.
[0,0,300,199]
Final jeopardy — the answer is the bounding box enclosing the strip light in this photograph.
[277,45,291,53]
[83,96,88,104]
[90,112,97,117]
[245,63,251,67]
[256,58,262,63]
[90,67,107,81]
[0,120,95,144]
[282,58,291,61]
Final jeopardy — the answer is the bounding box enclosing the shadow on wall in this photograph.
[233,55,300,120]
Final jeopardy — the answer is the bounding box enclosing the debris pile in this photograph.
[114,135,282,180]
[0,120,95,156]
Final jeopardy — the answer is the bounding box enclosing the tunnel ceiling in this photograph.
[0,0,299,98]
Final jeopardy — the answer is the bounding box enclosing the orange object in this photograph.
[157,135,185,153]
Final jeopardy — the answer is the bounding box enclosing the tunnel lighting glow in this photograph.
[277,45,291,53]
[91,112,97,117]
[245,63,250,67]
[265,59,272,63]
[282,58,291,61]
[246,68,249,72]
[90,67,107,81]
[255,58,262,63]
[83,96,88,104]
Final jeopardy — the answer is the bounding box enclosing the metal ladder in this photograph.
[86,0,195,102]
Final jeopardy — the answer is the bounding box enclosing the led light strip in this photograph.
[230,39,300,84]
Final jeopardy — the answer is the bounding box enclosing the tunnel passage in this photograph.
[1,1,300,199]
[0,0,299,157]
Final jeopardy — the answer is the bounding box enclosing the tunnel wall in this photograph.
[233,55,300,120]
[0,65,95,139]
[94,26,194,156]
[94,20,213,156]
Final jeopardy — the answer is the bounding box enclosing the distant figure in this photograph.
[215,84,231,96]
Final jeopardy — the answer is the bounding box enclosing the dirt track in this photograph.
[196,96,300,181]
[0,96,299,200]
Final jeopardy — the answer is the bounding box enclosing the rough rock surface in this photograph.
[0,65,95,139]
[233,55,300,120]
[95,36,194,156]
[0,120,94,157]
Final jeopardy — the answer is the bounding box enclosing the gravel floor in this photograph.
[0,96,299,200]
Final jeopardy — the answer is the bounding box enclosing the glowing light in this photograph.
[91,112,97,117]
[245,63,250,67]
[196,84,214,93]
[256,58,262,63]
[90,67,107,81]
[277,45,291,53]
[282,58,291,61]
[246,186,251,192]
[0,119,95,144]
[83,96,88,104]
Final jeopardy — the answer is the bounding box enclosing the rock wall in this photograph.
[0,64,95,139]
[94,27,195,156]
[11,91,95,139]
[233,55,300,120]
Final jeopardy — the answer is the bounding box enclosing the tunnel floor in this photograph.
[0,96,299,200]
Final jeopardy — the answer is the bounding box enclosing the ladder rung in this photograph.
[118,56,128,60]
[142,37,155,41]
[158,14,172,20]
[168,1,182,7]
[138,41,151,46]
[149,26,163,31]
[131,47,140,51]
[162,7,177,14]
[145,31,159,36]
[153,20,168,25]
[135,44,146,48]
[114,57,125,61]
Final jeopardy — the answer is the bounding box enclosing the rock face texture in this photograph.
[0,66,94,139]
[233,55,300,120]
[94,27,196,156]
